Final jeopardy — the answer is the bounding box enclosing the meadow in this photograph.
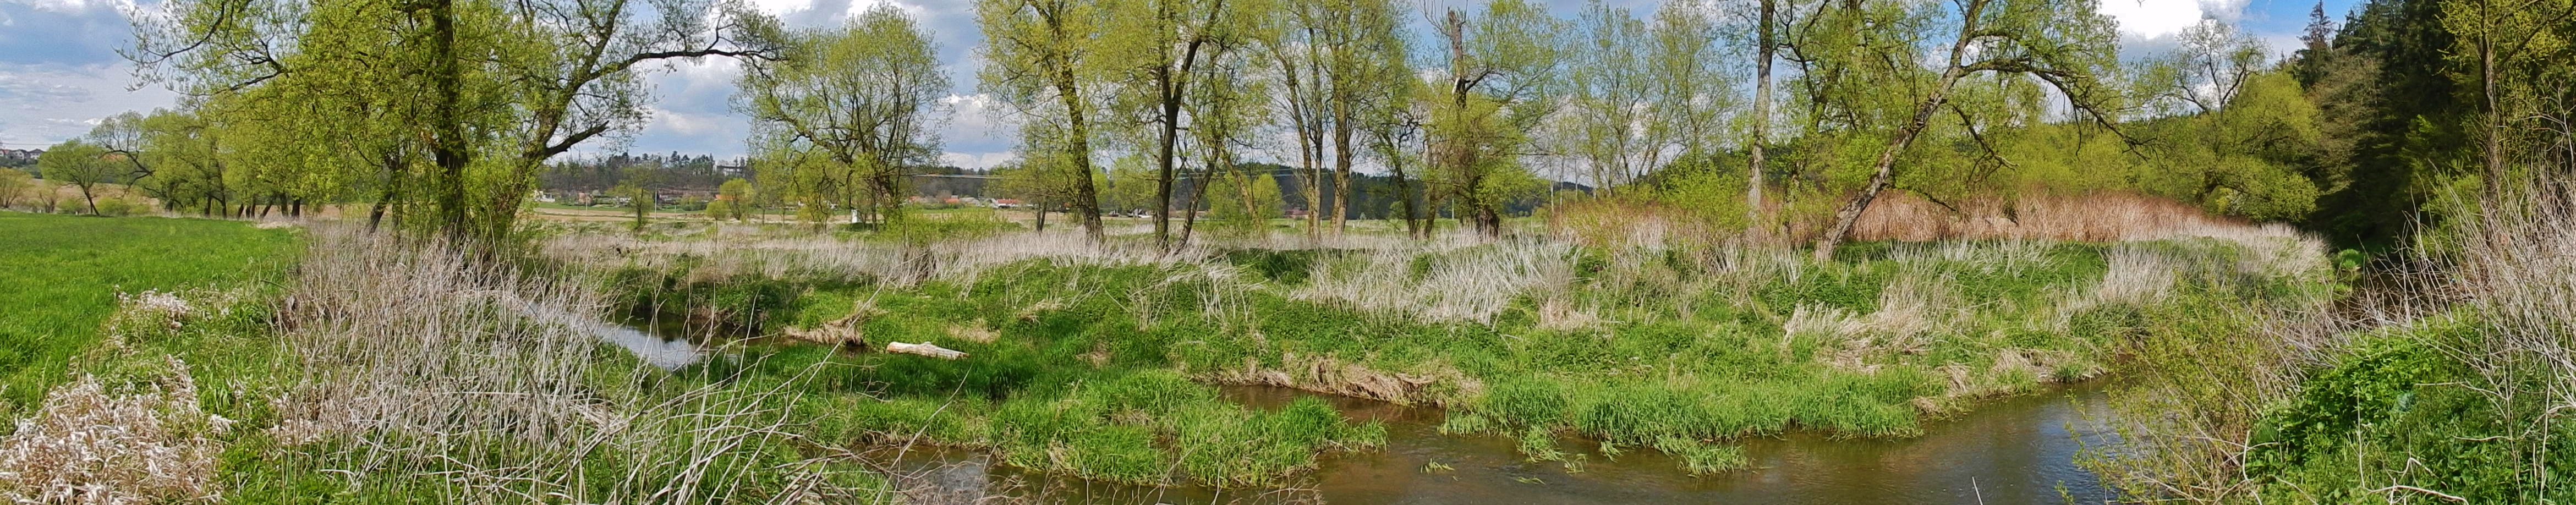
[0,213,297,414]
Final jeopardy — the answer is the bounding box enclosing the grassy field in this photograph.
[0,212,298,413]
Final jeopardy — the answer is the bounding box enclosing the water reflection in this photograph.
[595,321,705,369]
[881,386,2118,504]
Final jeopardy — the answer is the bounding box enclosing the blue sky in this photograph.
[0,0,2360,168]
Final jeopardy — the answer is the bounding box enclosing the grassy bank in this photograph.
[552,219,2333,477]
[2091,179,2576,503]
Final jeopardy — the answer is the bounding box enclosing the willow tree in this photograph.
[979,0,1110,240]
[739,5,947,227]
[118,107,235,216]
[1252,0,1407,237]
[2441,0,2576,183]
[1432,0,1566,237]
[1804,0,2120,260]
[1362,75,1433,237]
[1099,0,1251,248]
[1566,1,1653,197]
[1174,4,1273,245]
[35,141,118,215]
[131,0,780,242]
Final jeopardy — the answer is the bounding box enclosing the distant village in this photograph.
[0,148,41,167]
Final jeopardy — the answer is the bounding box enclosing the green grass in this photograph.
[0,212,298,413]
[595,234,2327,479]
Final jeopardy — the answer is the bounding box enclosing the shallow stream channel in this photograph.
[602,321,2122,504]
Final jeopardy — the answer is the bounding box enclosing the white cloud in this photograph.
[2099,0,2250,39]
[646,106,732,136]
[2100,0,2204,38]
[0,63,176,148]
[940,151,1015,170]
[747,0,812,17]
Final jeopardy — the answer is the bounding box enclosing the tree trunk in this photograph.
[2479,11,2501,188]
[427,0,471,243]
[1180,155,1219,248]
[1388,137,1422,238]
[1749,0,1775,235]
[1156,87,1181,249]
[1331,92,1354,235]
[1813,49,1981,261]
[1056,68,1104,241]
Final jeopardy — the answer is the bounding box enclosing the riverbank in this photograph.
[544,219,2336,485]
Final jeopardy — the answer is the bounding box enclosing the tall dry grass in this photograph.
[1296,238,1579,325]
[268,226,880,503]
[0,359,226,504]
[1550,190,2310,247]
[542,227,1192,287]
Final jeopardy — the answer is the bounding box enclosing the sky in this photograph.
[0,0,2360,169]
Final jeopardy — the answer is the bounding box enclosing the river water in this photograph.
[876,386,2118,505]
[597,323,2120,504]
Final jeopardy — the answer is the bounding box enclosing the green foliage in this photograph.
[35,140,120,215]
[135,0,784,241]
[740,6,945,228]
[1202,165,1284,232]
[2212,314,2576,503]
[92,197,146,217]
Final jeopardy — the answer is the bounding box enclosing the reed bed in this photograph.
[256,226,883,504]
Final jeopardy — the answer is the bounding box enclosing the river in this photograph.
[873,385,2117,504]
[599,322,2121,504]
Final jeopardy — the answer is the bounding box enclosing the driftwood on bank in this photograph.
[885,341,966,359]
[783,299,878,347]
[779,298,966,359]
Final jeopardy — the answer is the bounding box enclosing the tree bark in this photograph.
[1331,85,1354,234]
[427,0,472,243]
[1057,67,1105,240]
[1749,0,1775,235]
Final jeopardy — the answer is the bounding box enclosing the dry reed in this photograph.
[0,360,225,505]
[268,225,880,503]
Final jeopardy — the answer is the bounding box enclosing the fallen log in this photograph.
[886,341,967,359]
